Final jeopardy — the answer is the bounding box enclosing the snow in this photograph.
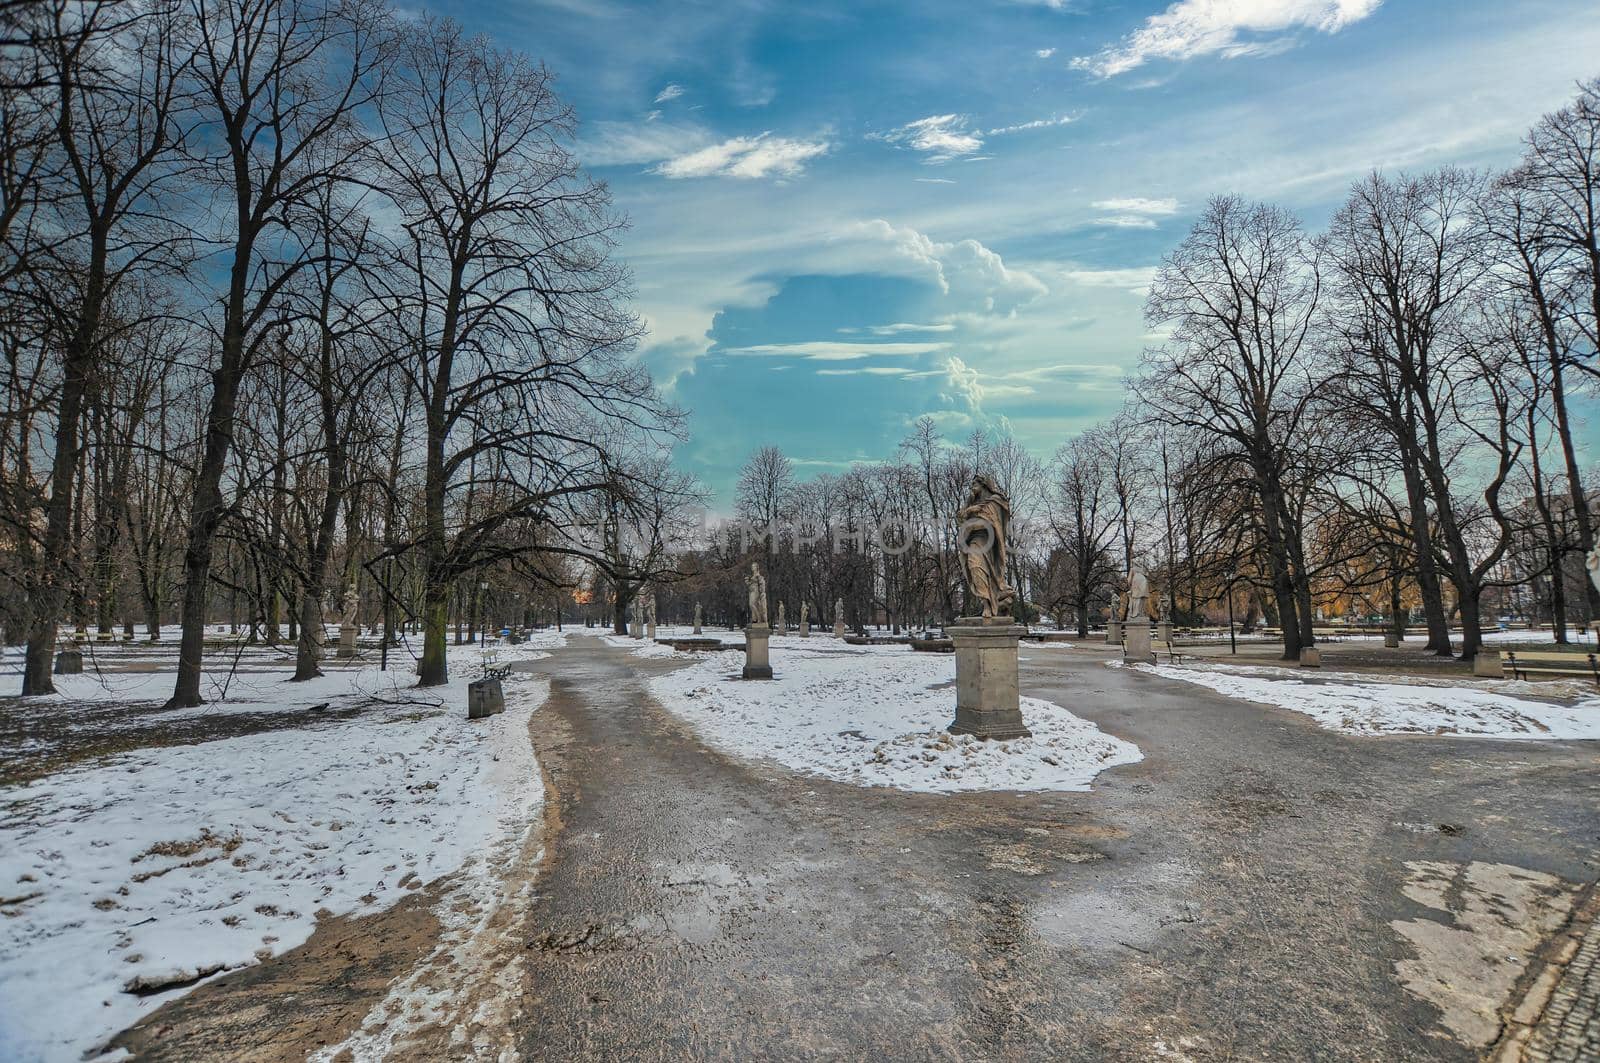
[1135,660,1600,739]
[0,638,557,1062]
[650,642,1141,793]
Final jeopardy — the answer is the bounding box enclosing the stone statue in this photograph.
[1127,568,1149,621]
[800,602,809,624]
[745,562,768,626]
[835,597,844,621]
[777,602,786,632]
[645,594,656,625]
[1589,544,1600,594]
[694,602,703,626]
[340,583,359,627]
[956,475,1016,618]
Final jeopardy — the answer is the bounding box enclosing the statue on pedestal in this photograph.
[1126,568,1149,621]
[956,475,1016,618]
[745,562,768,626]
[340,583,359,627]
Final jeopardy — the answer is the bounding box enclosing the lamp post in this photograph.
[1225,569,1237,655]
[480,581,489,645]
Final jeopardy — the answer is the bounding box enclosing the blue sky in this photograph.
[433,0,1598,504]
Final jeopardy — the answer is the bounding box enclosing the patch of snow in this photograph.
[0,650,550,1061]
[1135,662,1600,739]
[650,643,1140,793]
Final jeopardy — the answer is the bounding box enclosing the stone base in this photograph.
[1123,619,1152,661]
[629,621,643,639]
[337,623,358,658]
[1473,652,1504,678]
[54,649,83,675]
[693,624,702,635]
[1299,647,1321,668]
[743,624,773,679]
[948,617,1030,740]
[834,622,845,638]
[799,622,810,639]
[1106,621,1122,645]
[467,677,506,719]
[647,624,656,640]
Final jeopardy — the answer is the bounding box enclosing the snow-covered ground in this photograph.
[0,636,560,1061]
[1134,660,1600,740]
[650,642,1141,793]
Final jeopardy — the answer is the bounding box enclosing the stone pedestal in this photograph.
[1106,620,1123,645]
[1384,632,1400,649]
[833,620,845,638]
[693,620,702,635]
[1123,618,1151,661]
[647,622,656,640]
[338,622,358,658]
[1299,647,1321,668]
[467,678,506,719]
[1473,653,1503,678]
[1157,621,1173,645]
[799,622,810,639]
[53,649,83,675]
[629,620,643,639]
[948,617,1030,740]
[742,624,773,680]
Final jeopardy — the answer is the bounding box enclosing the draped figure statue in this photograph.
[956,475,1016,618]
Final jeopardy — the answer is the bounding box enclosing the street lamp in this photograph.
[479,581,489,644]
[1225,569,1237,655]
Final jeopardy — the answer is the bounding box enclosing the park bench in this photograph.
[1501,651,1599,687]
[1151,641,1187,664]
[481,664,514,682]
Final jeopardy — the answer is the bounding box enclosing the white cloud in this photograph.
[1092,196,1179,215]
[839,322,959,336]
[916,177,957,184]
[815,366,915,376]
[654,83,686,103]
[987,114,1078,136]
[877,114,984,163]
[1036,47,1057,58]
[1063,266,1159,295]
[654,133,831,180]
[719,340,947,361]
[1073,0,1383,78]
[1090,197,1176,228]
[579,120,711,166]
[850,220,1048,316]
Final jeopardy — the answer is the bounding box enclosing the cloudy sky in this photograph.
[435,0,1597,503]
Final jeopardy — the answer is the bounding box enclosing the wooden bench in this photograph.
[1502,651,1599,687]
[482,664,514,682]
[1151,641,1188,664]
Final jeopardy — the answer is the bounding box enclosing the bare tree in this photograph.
[1142,195,1323,660]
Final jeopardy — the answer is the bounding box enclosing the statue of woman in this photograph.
[340,583,359,627]
[745,562,768,626]
[1127,568,1149,621]
[956,475,1016,618]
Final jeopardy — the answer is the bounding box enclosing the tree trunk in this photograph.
[419,578,449,686]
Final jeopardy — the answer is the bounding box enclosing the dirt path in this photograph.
[110,638,1600,1060]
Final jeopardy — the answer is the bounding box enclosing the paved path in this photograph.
[506,640,1598,1060]
[114,638,1600,1060]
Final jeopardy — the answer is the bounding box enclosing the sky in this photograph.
[429,0,1599,505]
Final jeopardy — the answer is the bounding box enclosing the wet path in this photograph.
[510,639,1600,1060]
[107,638,1600,1060]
